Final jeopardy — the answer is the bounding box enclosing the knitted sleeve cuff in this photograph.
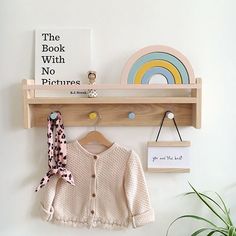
[40,203,54,222]
[131,208,155,228]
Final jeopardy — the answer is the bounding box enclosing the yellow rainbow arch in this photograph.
[135,60,182,84]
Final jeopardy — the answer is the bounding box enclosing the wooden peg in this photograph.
[50,112,58,120]
[89,112,98,120]
[128,112,136,120]
[166,111,174,120]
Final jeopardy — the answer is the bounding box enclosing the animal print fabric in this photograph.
[35,111,75,192]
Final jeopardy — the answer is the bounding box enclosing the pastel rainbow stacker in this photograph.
[121,45,195,85]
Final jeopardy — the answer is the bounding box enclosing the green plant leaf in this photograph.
[185,191,225,214]
[191,228,227,236]
[191,227,228,236]
[206,230,227,236]
[186,190,233,226]
[206,232,215,236]
[229,226,236,236]
[217,227,230,233]
[166,215,218,236]
[215,192,233,226]
[191,228,212,236]
[188,183,229,227]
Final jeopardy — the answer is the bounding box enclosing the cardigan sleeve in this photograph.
[124,151,155,228]
[39,175,59,222]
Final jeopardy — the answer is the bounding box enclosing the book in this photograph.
[35,28,91,97]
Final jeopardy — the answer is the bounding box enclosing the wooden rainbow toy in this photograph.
[121,45,195,85]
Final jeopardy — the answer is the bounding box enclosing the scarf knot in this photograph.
[35,111,75,192]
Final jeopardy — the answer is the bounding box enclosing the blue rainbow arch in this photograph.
[142,67,175,84]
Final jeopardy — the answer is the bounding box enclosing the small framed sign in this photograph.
[147,141,191,173]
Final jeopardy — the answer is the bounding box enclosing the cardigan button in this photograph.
[92,174,96,178]
[92,193,96,197]
[91,210,95,214]
[93,155,97,160]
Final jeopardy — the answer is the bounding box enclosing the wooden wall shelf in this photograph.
[22,79,202,129]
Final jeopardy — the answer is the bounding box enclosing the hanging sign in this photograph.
[147,141,190,172]
[147,111,191,173]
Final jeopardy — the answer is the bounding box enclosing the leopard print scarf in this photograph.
[35,111,75,192]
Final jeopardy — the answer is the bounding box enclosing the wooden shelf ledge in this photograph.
[22,79,202,129]
[26,97,197,105]
[23,80,201,90]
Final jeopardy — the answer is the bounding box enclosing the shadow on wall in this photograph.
[29,130,49,220]
[0,82,47,221]
[1,84,22,131]
[5,29,35,129]
[8,81,48,218]
[2,28,35,130]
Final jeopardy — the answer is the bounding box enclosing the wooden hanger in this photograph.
[79,130,113,148]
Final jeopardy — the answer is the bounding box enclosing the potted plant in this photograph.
[167,183,236,236]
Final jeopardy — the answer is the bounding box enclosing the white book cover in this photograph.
[35,28,92,97]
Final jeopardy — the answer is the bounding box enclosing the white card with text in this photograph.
[147,141,190,172]
[148,146,190,168]
[35,28,91,97]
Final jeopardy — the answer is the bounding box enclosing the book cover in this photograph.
[35,28,91,97]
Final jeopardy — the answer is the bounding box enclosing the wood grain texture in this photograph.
[31,103,193,127]
[79,131,113,147]
[147,168,190,173]
[22,80,35,128]
[148,141,191,147]
[22,79,202,128]
[192,78,202,128]
[23,80,200,90]
[27,97,197,104]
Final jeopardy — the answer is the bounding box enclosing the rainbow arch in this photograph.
[121,45,195,85]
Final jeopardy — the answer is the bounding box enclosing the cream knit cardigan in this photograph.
[40,141,155,229]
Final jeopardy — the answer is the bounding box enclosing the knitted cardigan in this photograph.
[40,141,155,229]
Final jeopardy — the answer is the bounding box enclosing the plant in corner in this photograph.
[166,183,236,236]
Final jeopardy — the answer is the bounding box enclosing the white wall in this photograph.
[1,0,236,235]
